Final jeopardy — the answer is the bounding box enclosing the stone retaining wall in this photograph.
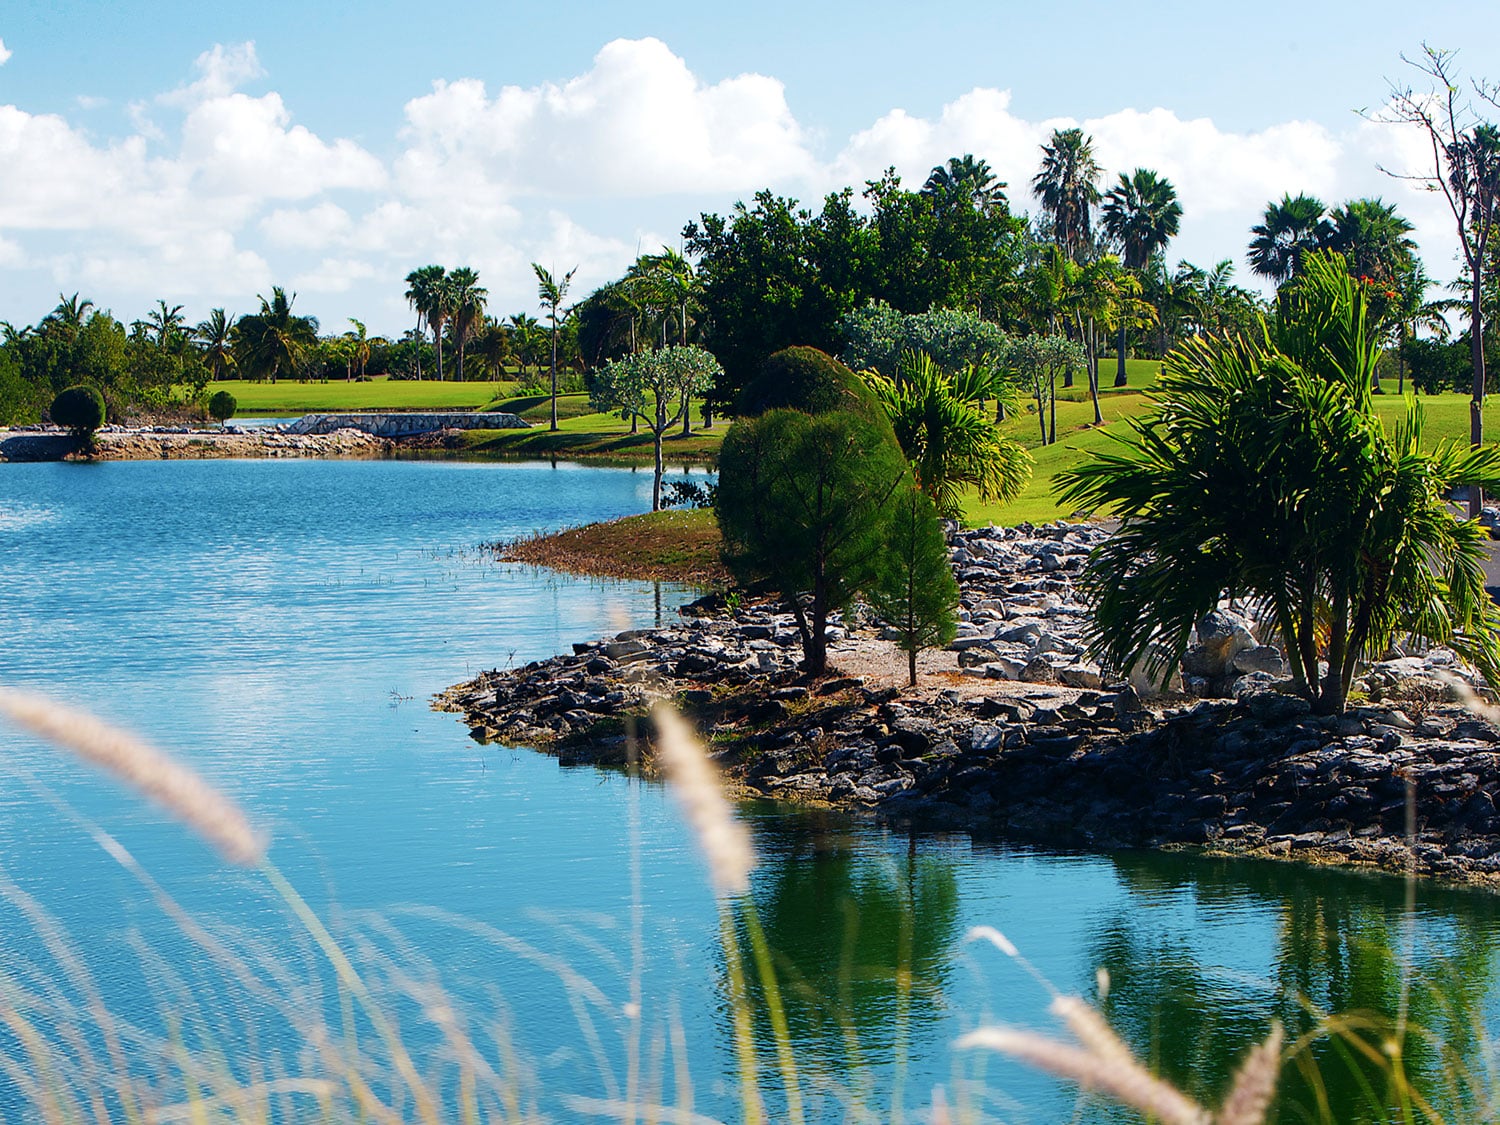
[285,412,528,436]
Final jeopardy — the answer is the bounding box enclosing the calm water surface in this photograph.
[1,458,1498,1121]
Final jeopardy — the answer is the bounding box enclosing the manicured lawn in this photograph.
[210,377,517,415]
[458,396,724,465]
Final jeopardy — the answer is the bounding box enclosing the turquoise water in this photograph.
[1,459,1498,1121]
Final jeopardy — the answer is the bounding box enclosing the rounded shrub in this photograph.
[50,385,106,439]
[733,346,884,420]
[208,390,238,425]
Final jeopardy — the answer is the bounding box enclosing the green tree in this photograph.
[1007,334,1084,445]
[866,487,959,686]
[1101,168,1181,385]
[195,309,236,382]
[50,384,106,446]
[716,408,909,675]
[1247,193,1331,287]
[345,318,371,380]
[1058,253,1500,715]
[207,389,237,426]
[865,350,1031,518]
[404,265,448,381]
[921,154,1007,215]
[533,263,577,431]
[1032,128,1102,262]
[232,288,318,384]
[590,345,722,511]
[445,267,487,381]
[839,301,1010,382]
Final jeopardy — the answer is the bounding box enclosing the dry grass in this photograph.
[496,508,728,586]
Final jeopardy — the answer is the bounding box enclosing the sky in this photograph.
[0,1,1496,337]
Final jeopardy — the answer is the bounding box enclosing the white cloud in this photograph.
[160,42,265,108]
[260,202,355,249]
[0,39,11,67]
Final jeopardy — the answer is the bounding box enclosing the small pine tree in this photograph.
[867,487,958,686]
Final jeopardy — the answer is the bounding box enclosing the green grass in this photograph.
[964,369,1500,527]
[502,507,726,584]
[211,377,517,415]
[457,396,724,465]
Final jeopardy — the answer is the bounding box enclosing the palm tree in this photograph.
[1101,169,1182,385]
[507,313,544,379]
[444,268,487,381]
[142,301,186,349]
[404,265,447,380]
[45,293,95,341]
[1058,252,1500,715]
[1247,193,1331,287]
[922,155,1007,215]
[1032,129,1102,263]
[533,263,577,431]
[345,318,371,381]
[866,351,1032,518]
[195,309,236,381]
[472,319,512,382]
[232,288,318,384]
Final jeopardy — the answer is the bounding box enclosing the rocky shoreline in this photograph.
[0,424,394,461]
[440,523,1500,888]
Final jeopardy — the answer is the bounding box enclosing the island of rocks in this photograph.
[439,522,1500,886]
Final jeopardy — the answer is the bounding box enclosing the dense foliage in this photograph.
[864,487,960,685]
[207,390,237,425]
[733,346,885,422]
[839,303,1009,379]
[1058,254,1500,714]
[49,384,106,441]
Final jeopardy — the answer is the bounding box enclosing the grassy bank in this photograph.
[497,507,727,584]
[210,376,516,414]
[457,394,724,465]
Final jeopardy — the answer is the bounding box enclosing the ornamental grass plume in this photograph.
[650,702,755,897]
[0,686,264,866]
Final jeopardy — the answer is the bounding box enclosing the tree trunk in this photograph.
[652,428,664,512]
[1048,373,1057,445]
[1471,281,1486,517]
[907,647,917,688]
[1089,318,1103,425]
[1114,322,1128,386]
[433,323,445,382]
[681,388,692,436]
[550,323,559,432]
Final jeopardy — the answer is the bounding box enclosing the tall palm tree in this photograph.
[472,318,512,382]
[922,154,1007,215]
[1247,193,1331,287]
[404,265,447,381]
[45,293,95,341]
[1032,129,1102,263]
[195,308,236,381]
[533,263,577,431]
[444,267,487,381]
[142,300,186,349]
[345,318,371,380]
[1101,169,1182,385]
[232,288,318,384]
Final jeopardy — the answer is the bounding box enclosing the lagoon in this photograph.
[1,458,1498,1121]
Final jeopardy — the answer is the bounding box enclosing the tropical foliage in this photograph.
[1058,254,1500,715]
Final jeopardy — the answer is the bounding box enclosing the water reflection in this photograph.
[1092,850,1500,1121]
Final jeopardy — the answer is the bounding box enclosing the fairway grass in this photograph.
[214,377,517,414]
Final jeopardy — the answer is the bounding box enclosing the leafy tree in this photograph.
[1007,334,1084,445]
[1058,253,1500,715]
[839,302,1009,381]
[1247,193,1331,287]
[44,294,96,342]
[1032,128,1102,262]
[0,347,44,424]
[865,351,1031,518]
[866,487,958,686]
[716,408,909,675]
[921,154,1007,215]
[590,345,722,510]
[734,346,888,424]
[233,288,318,383]
[344,318,371,381]
[50,384,106,445]
[1101,169,1181,384]
[207,390,237,426]
[533,264,577,431]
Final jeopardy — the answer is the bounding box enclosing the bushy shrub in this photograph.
[50,385,106,442]
[207,390,237,425]
[733,346,884,420]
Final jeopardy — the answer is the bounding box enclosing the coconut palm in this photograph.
[865,351,1032,518]
[1058,252,1500,715]
[195,309,236,381]
[44,294,95,341]
[232,288,318,384]
[1032,129,1102,263]
[922,154,1008,215]
[533,263,577,431]
[1101,169,1181,385]
[344,319,371,381]
[404,265,447,380]
[472,319,512,382]
[444,268,487,381]
[1247,194,1331,287]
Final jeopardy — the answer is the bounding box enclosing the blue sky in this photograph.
[0,2,1494,334]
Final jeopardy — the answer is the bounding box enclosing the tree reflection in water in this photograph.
[1090,850,1500,1122]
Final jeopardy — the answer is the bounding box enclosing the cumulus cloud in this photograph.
[0,39,11,67]
[0,35,1472,329]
